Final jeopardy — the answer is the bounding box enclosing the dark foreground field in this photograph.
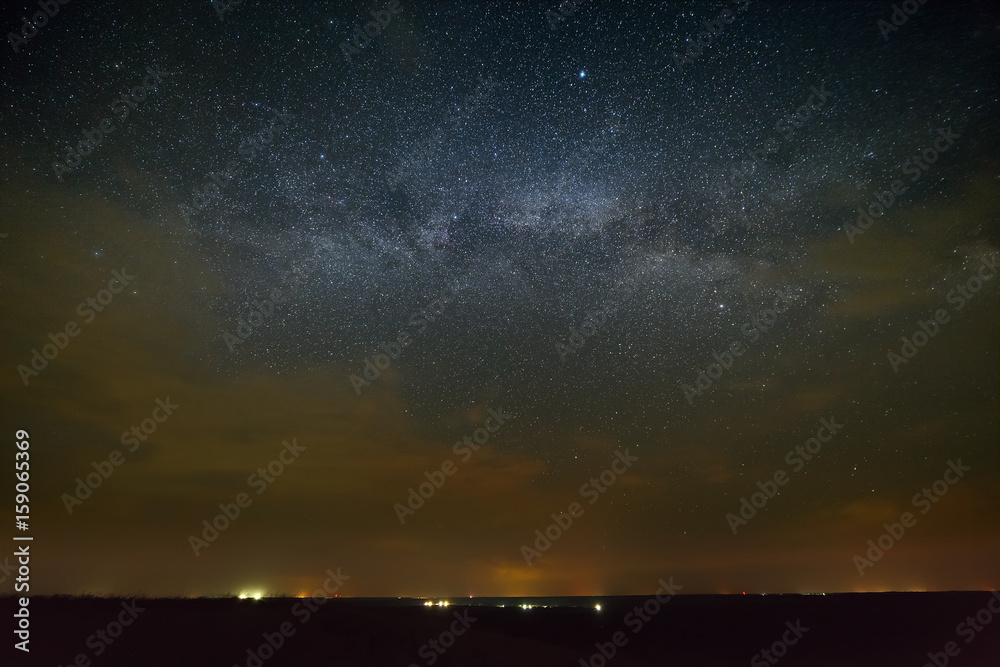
[5,592,1000,666]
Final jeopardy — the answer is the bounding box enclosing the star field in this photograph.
[0,0,997,596]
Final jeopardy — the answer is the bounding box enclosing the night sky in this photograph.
[1,0,998,598]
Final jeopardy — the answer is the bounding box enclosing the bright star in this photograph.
[579,70,586,78]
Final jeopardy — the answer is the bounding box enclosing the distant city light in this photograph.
[595,604,601,611]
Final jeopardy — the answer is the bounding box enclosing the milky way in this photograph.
[1,0,997,595]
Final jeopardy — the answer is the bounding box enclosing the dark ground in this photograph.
[4,592,1000,666]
